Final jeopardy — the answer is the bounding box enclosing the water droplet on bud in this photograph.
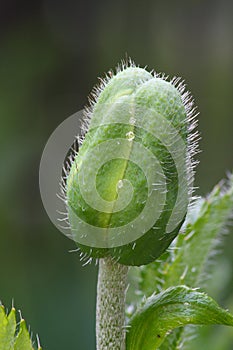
[126,131,135,141]
[117,180,124,189]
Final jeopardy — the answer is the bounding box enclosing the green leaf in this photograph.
[0,306,16,350]
[0,304,41,350]
[6,308,16,350]
[127,175,233,349]
[159,176,233,349]
[163,177,233,289]
[126,285,233,350]
[14,320,34,350]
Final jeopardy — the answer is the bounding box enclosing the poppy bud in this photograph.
[66,63,197,266]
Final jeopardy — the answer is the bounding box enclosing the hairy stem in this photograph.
[96,257,129,350]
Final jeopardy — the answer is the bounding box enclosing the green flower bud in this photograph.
[66,62,197,266]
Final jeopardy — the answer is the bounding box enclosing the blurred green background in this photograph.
[0,0,233,349]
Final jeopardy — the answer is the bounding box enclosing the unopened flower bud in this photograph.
[66,63,197,266]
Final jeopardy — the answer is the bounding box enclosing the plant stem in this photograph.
[96,257,129,350]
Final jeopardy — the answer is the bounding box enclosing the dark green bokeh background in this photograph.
[0,0,233,349]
